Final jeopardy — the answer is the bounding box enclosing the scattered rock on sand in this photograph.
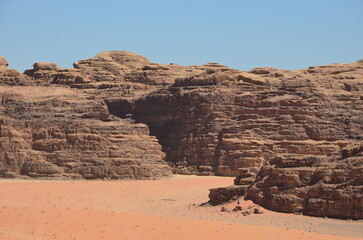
[253,207,264,214]
[233,205,243,211]
[220,206,231,212]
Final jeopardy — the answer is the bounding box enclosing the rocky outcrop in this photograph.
[245,149,363,219]
[106,66,361,178]
[72,51,211,86]
[23,51,224,88]
[106,69,268,176]
[1,53,362,219]
[24,62,92,86]
[0,85,172,179]
[0,58,29,86]
[207,62,363,219]
[0,57,9,67]
[209,185,247,205]
[104,57,362,219]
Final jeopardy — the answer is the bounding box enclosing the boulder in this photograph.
[33,62,60,71]
[209,185,246,205]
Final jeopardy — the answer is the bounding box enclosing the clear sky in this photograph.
[0,0,362,72]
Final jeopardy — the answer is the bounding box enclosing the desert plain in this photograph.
[0,175,361,240]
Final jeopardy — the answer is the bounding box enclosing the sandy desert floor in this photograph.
[0,175,361,240]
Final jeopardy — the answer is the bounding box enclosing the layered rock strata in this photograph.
[241,62,363,219]
[104,56,363,219]
[0,85,171,179]
[0,52,362,219]
[0,56,29,86]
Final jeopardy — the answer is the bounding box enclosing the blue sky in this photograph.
[0,0,362,71]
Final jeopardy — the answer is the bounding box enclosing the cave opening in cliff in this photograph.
[104,97,222,176]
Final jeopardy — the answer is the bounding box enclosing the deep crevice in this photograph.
[105,97,220,175]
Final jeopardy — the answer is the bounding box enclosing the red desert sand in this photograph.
[0,175,361,240]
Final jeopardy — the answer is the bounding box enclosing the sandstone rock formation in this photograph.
[0,52,362,219]
[246,146,363,219]
[207,62,363,219]
[23,51,208,88]
[241,62,363,219]
[0,57,29,86]
[0,84,171,179]
[105,55,363,219]
[209,185,246,205]
[0,56,9,67]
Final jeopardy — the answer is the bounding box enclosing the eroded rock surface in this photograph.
[0,85,171,179]
[0,58,29,86]
[0,53,362,219]
[208,62,363,219]
[104,56,362,219]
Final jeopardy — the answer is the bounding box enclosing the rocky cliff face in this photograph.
[0,55,172,179]
[242,62,363,219]
[104,56,363,219]
[0,52,362,219]
[0,85,171,179]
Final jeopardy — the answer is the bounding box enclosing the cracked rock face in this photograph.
[0,85,172,179]
[0,53,362,219]
[246,149,363,219]
[105,56,362,219]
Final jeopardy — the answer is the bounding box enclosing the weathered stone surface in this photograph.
[209,185,247,205]
[1,52,362,219]
[245,144,363,219]
[0,86,172,179]
[24,62,92,86]
[71,51,193,85]
[23,51,229,88]
[107,65,361,180]
[208,62,363,219]
[106,56,363,219]
[33,62,60,71]
[0,57,29,85]
[0,56,9,67]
